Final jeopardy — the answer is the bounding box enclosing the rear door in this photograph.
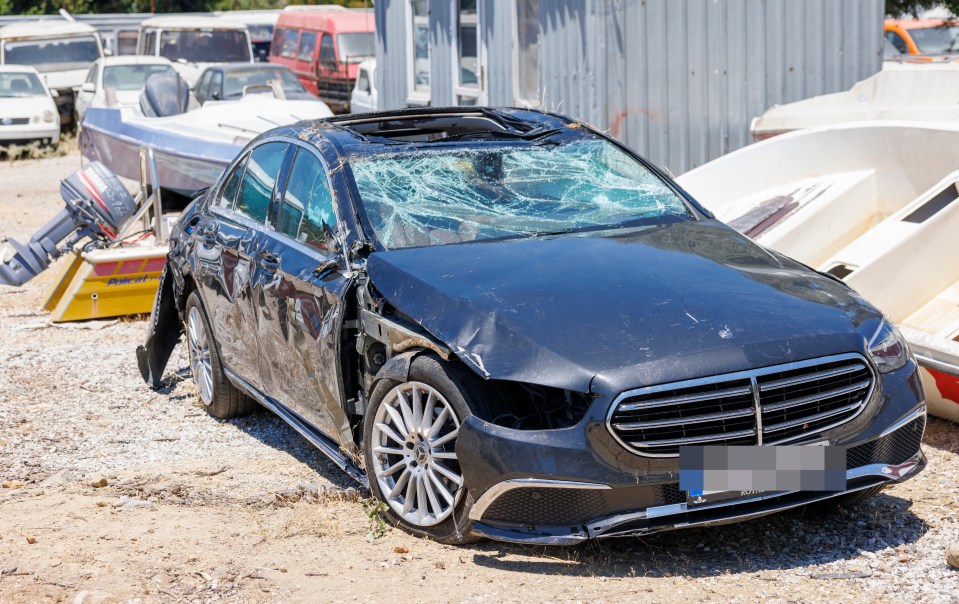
[254,143,352,443]
[198,141,292,389]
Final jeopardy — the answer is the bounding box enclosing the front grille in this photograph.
[482,487,609,526]
[847,415,925,468]
[608,354,874,457]
[0,117,30,126]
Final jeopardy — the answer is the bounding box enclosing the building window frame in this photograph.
[406,0,431,106]
[451,0,484,106]
[512,0,541,108]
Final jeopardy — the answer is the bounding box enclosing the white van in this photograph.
[137,16,252,88]
[0,21,104,127]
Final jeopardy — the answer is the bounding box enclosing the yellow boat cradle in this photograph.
[43,244,167,322]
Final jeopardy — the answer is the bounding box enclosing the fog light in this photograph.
[42,110,55,123]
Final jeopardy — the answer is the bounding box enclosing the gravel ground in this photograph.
[1,151,958,603]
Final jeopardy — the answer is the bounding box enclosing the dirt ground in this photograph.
[1,151,958,603]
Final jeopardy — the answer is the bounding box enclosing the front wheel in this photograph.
[363,355,493,544]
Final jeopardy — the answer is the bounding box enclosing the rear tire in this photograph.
[363,354,497,545]
[184,290,255,419]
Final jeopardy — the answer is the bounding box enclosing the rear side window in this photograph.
[217,157,247,210]
[278,148,337,252]
[297,31,317,62]
[319,34,336,68]
[271,27,285,56]
[235,142,289,223]
[139,29,157,55]
[281,29,299,58]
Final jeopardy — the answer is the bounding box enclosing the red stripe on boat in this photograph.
[928,367,959,404]
[92,262,120,277]
[143,257,167,273]
[117,260,145,275]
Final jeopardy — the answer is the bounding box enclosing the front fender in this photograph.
[136,260,182,389]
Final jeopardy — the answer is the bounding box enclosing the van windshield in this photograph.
[4,36,100,72]
[337,32,374,63]
[158,30,251,63]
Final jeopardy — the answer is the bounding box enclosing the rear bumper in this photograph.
[458,372,927,545]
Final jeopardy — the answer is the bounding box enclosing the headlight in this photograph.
[42,110,55,123]
[868,320,910,373]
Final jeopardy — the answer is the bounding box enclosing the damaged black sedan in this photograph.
[138,108,927,545]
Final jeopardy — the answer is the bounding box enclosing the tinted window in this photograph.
[236,142,288,223]
[158,30,251,63]
[297,31,317,62]
[271,27,284,56]
[217,156,247,210]
[319,34,336,68]
[281,29,299,58]
[210,71,223,99]
[278,148,336,252]
[4,36,100,72]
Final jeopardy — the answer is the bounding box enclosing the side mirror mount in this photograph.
[80,82,95,94]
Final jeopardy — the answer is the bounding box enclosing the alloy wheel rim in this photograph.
[187,306,214,405]
[370,381,463,527]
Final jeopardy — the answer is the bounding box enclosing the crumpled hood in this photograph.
[366,220,882,396]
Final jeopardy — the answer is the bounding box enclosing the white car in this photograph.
[349,57,376,113]
[75,56,177,121]
[0,65,60,147]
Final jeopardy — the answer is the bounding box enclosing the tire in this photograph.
[184,290,255,419]
[363,354,498,545]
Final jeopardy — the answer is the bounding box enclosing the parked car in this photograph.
[885,18,959,55]
[0,21,103,128]
[0,65,60,147]
[270,7,374,112]
[75,56,177,122]
[136,16,252,88]
[349,57,376,113]
[194,63,315,104]
[138,107,927,545]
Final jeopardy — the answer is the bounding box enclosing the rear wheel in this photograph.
[363,355,494,544]
[184,290,255,419]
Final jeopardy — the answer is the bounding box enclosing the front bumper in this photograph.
[457,361,927,545]
[0,124,60,145]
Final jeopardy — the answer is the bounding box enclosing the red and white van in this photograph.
[269,8,374,113]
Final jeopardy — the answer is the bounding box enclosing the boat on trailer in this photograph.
[677,121,959,421]
[79,74,333,198]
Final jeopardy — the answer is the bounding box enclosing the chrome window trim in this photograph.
[606,352,877,458]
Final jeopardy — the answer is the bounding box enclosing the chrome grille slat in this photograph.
[761,400,864,434]
[760,380,870,412]
[615,384,752,412]
[614,406,756,431]
[627,428,757,448]
[759,364,862,391]
[607,354,875,457]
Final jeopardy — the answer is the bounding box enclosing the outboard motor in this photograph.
[139,71,191,118]
[0,162,136,286]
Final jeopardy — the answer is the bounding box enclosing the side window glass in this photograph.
[278,148,337,252]
[319,34,336,69]
[210,71,223,99]
[271,27,284,56]
[886,31,908,54]
[357,69,370,93]
[297,31,317,62]
[281,29,299,58]
[217,156,247,210]
[196,72,210,98]
[236,142,289,224]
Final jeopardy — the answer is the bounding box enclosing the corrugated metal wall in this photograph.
[375,0,884,173]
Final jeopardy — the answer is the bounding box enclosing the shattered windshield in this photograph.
[351,138,692,249]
